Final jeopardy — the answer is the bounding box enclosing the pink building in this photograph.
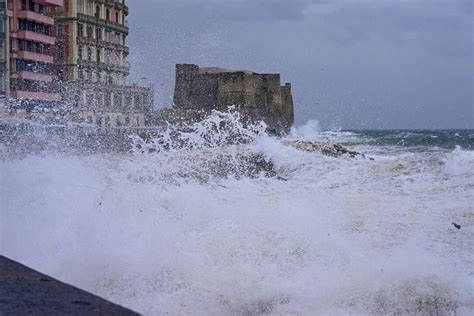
[8,0,63,105]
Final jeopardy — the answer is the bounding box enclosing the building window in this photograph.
[96,49,101,63]
[78,46,83,60]
[86,26,93,38]
[57,45,64,59]
[95,5,100,19]
[105,29,111,42]
[29,1,35,12]
[57,23,64,36]
[87,47,92,60]
[116,11,119,23]
[87,0,93,15]
[77,23,84,37]
[18,19,52,36]
[38,4,45,15]
[16,59,51,75]
[96,27,102,40]
[106,9,110,21]
[21,0,27,11]
[77,0,84,14]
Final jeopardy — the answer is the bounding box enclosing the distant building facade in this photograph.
[6,0,64,105]
[174,64,294,133]
[61,82,151,127]
[50,0,152,127]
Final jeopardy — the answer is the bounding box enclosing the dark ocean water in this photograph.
[344,130,474,150]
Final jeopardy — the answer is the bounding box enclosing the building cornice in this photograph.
[56,13,129,35]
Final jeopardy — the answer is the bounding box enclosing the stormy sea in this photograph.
[1,111,473,315]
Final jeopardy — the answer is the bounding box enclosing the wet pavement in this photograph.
[0,256,139,315]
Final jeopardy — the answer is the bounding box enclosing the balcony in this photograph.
[11,91,61,102]
[18,10,54,25]
[42,0,64,6]
[17,31,55,45]
[11,71,53,82]
[17,51,54,64]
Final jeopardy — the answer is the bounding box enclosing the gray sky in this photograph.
[127,0,473,129]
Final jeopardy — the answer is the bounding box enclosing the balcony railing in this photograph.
[18,10,54,25]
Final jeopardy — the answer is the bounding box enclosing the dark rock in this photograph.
[287,140,371,159]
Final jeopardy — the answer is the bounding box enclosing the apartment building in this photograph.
[53,0,129,84]
[7,0,64,105]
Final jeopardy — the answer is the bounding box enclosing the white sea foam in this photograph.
[1,113,473,315]
[289,120,321,140]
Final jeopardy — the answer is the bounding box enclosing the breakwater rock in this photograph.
[286,140,373,159]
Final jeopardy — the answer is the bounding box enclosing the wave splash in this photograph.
[127,109,277,183]
[1,110,473,315]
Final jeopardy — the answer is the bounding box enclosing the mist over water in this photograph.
[1,111,473,315]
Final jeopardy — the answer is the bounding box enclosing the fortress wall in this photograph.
[173,64,294,134]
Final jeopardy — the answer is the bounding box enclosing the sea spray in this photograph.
[1,116,473,315]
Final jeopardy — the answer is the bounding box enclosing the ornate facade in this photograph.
[52,0,152,127]
[52,0,129,85]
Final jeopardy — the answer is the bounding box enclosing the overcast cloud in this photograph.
[127,0,473,129]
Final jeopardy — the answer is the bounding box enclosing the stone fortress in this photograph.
[173,64,294,133]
